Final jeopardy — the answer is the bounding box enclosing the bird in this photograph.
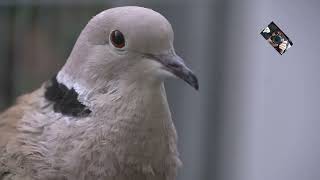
[0,6,198,180]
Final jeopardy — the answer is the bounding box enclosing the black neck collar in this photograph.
[44,75,91,117]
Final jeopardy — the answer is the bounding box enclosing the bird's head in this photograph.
[57,6,198,96]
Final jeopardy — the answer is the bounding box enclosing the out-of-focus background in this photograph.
[1,0,320,180]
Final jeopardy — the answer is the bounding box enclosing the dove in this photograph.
[0,6,198,180]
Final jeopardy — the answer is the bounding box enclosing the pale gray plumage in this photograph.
[0,6,198,180]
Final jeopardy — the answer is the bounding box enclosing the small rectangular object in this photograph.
[261,21,293,55]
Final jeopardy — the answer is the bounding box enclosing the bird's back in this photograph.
[0,104,22,179]
[0,87,46,180]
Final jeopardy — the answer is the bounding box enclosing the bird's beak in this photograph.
[150,52,199,90]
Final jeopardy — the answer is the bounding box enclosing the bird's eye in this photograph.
[110,30,125,49]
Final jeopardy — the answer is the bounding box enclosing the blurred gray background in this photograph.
[0,0,320,180]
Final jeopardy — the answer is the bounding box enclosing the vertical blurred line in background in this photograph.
[13,4,41,97]
[2,5,16,110]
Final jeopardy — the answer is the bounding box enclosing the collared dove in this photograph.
[0,6,198,180]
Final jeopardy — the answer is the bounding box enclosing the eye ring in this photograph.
[110,30,125,49]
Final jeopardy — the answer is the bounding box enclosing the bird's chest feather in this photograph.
[66,119,177,179]
[49,87,180,179]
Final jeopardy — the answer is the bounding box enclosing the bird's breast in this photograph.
[59,85,180,178]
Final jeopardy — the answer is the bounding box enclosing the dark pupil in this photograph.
[112,30,125,47]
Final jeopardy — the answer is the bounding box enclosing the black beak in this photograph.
[150,52,199,90]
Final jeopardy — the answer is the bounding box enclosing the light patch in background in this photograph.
[260,21,293,55]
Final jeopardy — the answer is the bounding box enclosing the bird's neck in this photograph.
[87,80,178,164]
[56,71,177,144]
[92,80,172,126]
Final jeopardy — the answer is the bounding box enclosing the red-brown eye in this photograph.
[110,30,125,48]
